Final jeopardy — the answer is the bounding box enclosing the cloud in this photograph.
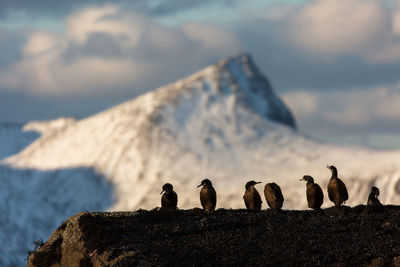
[0,0,223,19]
[281,85,400,149]
[289,0,388,55]
[285,0,400,63]
[283,85,400,127]
[326,86,400,124]
[1,0,400,131]
[144,0,217,16]
[0,28,27,70]
[2,1,400,97]
[281,91,317,117]
[0,5,240,95]
[221,0,400,94]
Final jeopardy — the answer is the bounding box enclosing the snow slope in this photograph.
[0,118,114,266]
[2,53,400,265]
[0,122,39,160]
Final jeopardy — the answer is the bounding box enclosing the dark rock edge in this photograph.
[28,205,400,266]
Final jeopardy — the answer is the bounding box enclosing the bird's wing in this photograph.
[200,189,206,209]
[275,184,284,202]
[210,187,217,207]
[314,183,324,207]
[315,184,324,200]
[255,189,262,204]
[327,180,335,202]
[306,185,316,204]
[243,193,250,209]
[264,184,276,201]
[161,195,167,207]
[338,178,349,201]
[173,191,178,207]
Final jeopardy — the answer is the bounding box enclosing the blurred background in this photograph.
[0,0,400,149]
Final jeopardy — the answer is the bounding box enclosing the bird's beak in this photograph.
[160,190,164,195]
[255,182,261,184]
[326,165,330,168]
[197,184,202,188]
[299,178,304,181]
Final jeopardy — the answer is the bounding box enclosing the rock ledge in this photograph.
[28,206,400,266]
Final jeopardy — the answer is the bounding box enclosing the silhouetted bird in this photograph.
[367,186,382,206]
[197,179,217,212]
[327,165,348,207]
[300,175,324,210]
[264,182,284,210]
[243,180,262,210]
[160,183,178,209]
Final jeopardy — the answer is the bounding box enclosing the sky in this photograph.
[0,0,400,149]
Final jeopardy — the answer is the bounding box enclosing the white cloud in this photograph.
[284,85,400,126]
[0,5,240,95]
[66,6,143,47]
[322,86,400,124]
[285,0,400,63]
[182,22,237,50]
[281,91,317,117]
[23,31,59,56]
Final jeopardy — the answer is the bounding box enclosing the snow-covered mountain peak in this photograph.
[217,52,296,128]
[159,52,296,128]
[106,52,295,132]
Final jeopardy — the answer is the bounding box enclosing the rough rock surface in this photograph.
[27,206,400,266]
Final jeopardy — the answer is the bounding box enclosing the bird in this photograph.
[300,175,324,210]
[264,182,284,210]
[160,183,178,209]
[197,179,217,212]
[327,165,348,207]
[367,186,382,206]
[243,180,262,210]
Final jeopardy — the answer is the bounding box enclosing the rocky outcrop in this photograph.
[28,206,400,266]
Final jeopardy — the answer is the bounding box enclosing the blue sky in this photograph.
[1,0,400,149]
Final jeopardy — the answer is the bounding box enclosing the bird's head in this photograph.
[300,175,314,183]
[245,180,261,190]
[371,186,380,197]
[198,178,212,188]
[160,183,173,194]
[326,165,338,177]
